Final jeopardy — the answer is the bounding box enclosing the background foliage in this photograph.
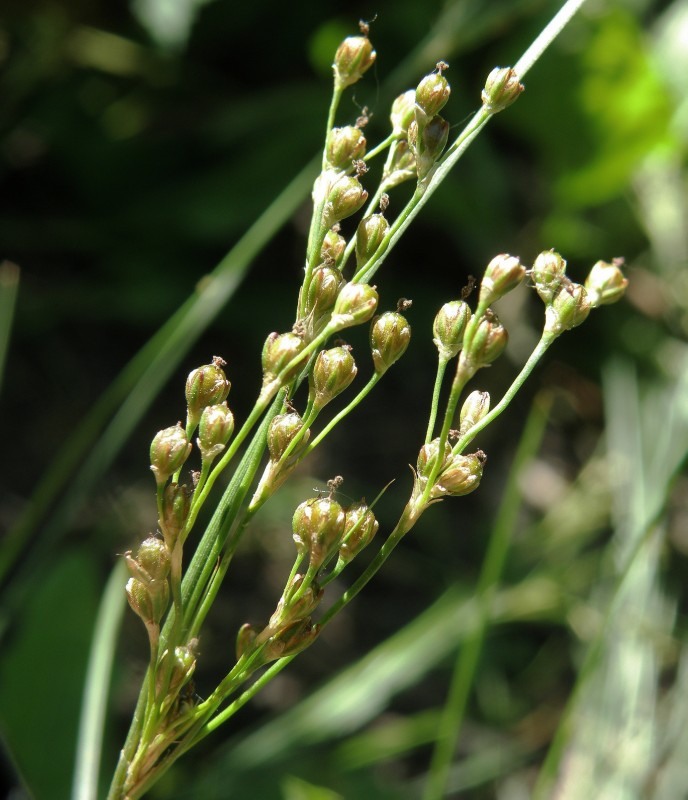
[1,0,686,797]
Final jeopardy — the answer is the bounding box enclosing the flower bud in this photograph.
[309,346,357,410]
[267,411,310,461]
[197,402,234,463]
[292,495,347,569]
[584,258,628,307]
[150,423,192,486]
[333,34,376,90]
[432,451,485,498]
[370,310,411,374]
[185,357,230,428]
[320,228,347,268]
[532,250,567,304]
[463,309,508,369]
[261,331,307,384]
[416,438,452,481]
[433,300,471,360]
[390,90,416,135]
[338,502,379,565]
[481,67,524,113]
[324,174,368,227]
[545,281,591,335]
[459,391,490,435]
[355,213,389,268]
[479,254,525,305]
[160,482,192,545]
[331,282,379,331]
[415,66,451,122]
[326,126,367,170]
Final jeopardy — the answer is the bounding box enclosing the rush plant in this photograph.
[105,3,626,797]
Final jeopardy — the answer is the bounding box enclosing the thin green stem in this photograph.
[303,372,382,456]
[425,356,450,443]
[72,560,128,800]
[422,395,551,800]
[0,260,20,398]
[453,333,555,456]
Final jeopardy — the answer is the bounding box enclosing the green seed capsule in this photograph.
[150,424,192,486]
[185,357,230,428]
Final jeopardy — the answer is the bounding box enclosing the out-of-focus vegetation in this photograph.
[1,0,686,798]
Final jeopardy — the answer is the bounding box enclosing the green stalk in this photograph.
[72,560,128,800]
[0,260,20,398]
[422,395,551,800]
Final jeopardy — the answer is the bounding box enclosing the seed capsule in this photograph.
[545,281,591,334]
[415,66,451,122]
[481,67,524,113]
[433,451,485,498]
[197,402,234,463]
[459,391,490,436]
[584,258,628,307]
[479,254,525,305]
[338,502,379,565]
[333,34,376,90]
[309,346,357,410]
[463,309,508,369]
[150,423,192,486]
[185,357,230,428]
[370,310,411,374]
[433,300,471,360]
[261,331,307,384]
[326,126,366,170]
[292,495,347,569]
[532,250,568,304]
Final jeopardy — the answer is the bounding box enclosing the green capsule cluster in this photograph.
[529,250,626,337]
